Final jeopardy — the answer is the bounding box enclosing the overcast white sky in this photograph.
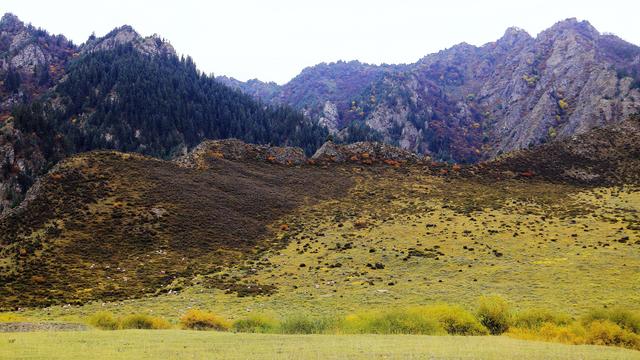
[2,1,639,84]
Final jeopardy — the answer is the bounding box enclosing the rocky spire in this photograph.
[0,13,24,32]
[81,25,176,57]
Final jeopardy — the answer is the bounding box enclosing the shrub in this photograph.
[341,308,443,335]
[120,314,171,330]
[278,314,338,334]
[87,311,119,330]
[585,320,640,350]
[180,309,230,331]
[508,320,640,351]
[0,313,28,322]
[422,304,488,335]
[582,308,640,334]
[539,323,584,344]
[232,314,278,333]
[513,308,571,330]
[476,295,511,335]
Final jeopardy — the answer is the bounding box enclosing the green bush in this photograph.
[278,314,338,334]
[582,308,640,334]
[120,314,171,330]
[342,308,443,335]
[87,311,119,330]
[477,295,511,335]
[513,308,571,330]
[232,314,278,333]
[180,309,230,331]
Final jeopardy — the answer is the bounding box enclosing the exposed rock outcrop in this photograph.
[175,139,307,168]
[175,138,424,168]
[81,25,175,57]
[311,141,423,165]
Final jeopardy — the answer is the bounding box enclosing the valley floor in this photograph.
[2,330,639,360]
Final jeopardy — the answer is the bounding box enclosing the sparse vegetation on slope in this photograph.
[0,151,353,309]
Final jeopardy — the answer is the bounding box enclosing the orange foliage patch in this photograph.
[383,159,400,167]
[207,151,224,159]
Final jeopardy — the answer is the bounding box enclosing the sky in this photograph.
[2,1,639,84]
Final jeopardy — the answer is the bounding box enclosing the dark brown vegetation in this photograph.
[475,116,640,185]
[0,151,353,310]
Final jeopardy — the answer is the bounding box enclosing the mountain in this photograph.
[1,112,638,309]
[220,19,640,163]
[0,13,328,213]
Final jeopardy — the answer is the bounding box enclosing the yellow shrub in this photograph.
[477,296,511,335]
[180,309,229,331]
[341,308,444,335]
[585,320,640,350]
[509,319,640,351]
[513,308,571,330]
[558,99,569,110]
[0,313,28,322]
[582,308,640,334]
[419,304,488,335]
[87,311,119,330]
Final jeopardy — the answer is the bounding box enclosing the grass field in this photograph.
[1,330,639,360]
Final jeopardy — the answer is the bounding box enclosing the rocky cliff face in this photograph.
[175,139,308,167]
[226,19,640,163]
[0,13,76,114]
[80,25,176,57]
[0,13,77,212]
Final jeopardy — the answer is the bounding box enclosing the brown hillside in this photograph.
[0,151,352,310]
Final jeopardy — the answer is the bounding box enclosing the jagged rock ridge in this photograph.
[220,18,640,163]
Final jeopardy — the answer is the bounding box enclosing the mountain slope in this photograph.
[476,114,640,185]
[223,19,640,163]
[0,14,328,213]
[0,149,353,309]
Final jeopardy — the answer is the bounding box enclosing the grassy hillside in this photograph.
[9,167,639,322]
[0,151,353,309]
[2,330,639,360]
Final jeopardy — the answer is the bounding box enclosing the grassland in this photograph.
[11,169,638,323]
[2,330,639,360]
[1,160,639,357]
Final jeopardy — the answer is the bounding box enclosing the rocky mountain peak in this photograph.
[540,18,600,41]
[0,13,23,32]
[497,27,532,47]
[82,24,176,57]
